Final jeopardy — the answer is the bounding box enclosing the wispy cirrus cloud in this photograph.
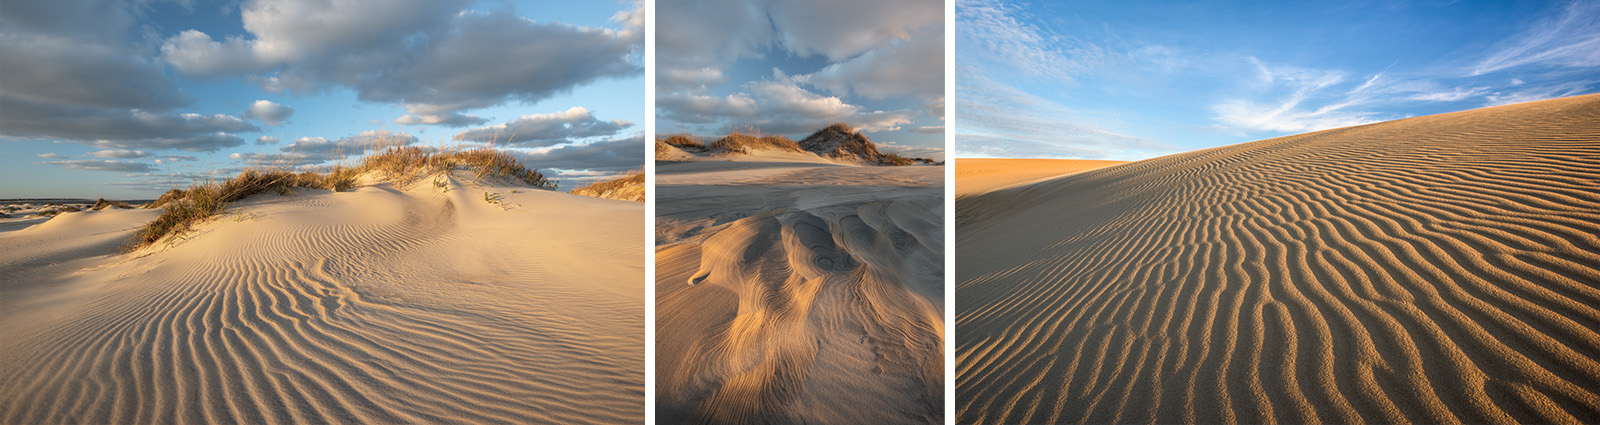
[1471,1,1600,76]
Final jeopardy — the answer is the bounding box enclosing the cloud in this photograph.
[801,25,943,104]
[911,125,945,134]
[0,32,192,111]
[154,155,198,164]
[516,136,645,187]
[659,73,921,135]
[0,2,258,152]
[36,153,69,159]
[0,96,255,151]
[396,112,488,127]
[162,0,643,117]
[232,130,420,166]
[656,0,774,74]
[88,149,151,159]
[244,100,294,126]
[954,69,1167,160]
[1405,86,1492,102]
[1471,1,1600,76]
[256,136,280,145]
[453,107,632,147]
[1484,80,1595,106]
[658,67,727,89]
[765,0,942,61]
[656,0,943,139]
[39,159,156,173]
[957,0,1111,81]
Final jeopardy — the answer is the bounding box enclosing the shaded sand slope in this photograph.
[956,94,1600,424]
[0,172,644,424]
[657,156,945,424]
[955,159,1126,198]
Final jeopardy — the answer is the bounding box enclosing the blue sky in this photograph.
[955,0,1600,160]
[656,0,945,160]
[1,0,643,199]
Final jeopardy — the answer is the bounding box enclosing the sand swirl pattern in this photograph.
[0,176,644,424]
[658,199,945,424]
[955,94,1600,424]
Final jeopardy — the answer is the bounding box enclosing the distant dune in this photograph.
[954,158,1126,197]
[0,170,644,424]
[956,94,1600,424]
[573,170,645,202]
[656,132,945,424]
[658,123,936,166]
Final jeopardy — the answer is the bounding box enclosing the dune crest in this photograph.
[957,94,1600,424]
[1,171,644,424]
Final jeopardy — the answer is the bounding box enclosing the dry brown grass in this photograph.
[660,134,707,151]
[710,132,802,154]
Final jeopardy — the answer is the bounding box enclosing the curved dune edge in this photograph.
[956,94,1600,424]
[0,173,644,424]
[656,158,945,424]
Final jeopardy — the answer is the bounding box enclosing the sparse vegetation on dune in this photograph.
[660,134,707,151]
[572,170,644,202]
[709,132,803,154]
[130,146,556,250]
[90,198,135,210]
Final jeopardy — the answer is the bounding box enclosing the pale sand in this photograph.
[0,171,644,424]
[656,150,945,424]
[956,94,1600,424]
[954,159,1125,197]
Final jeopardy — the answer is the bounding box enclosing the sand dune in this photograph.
[0,171,643,424]
[656,148,945,424]
[956,94,1600,424]
[954,159,1125,197]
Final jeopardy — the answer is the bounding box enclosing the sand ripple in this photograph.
[956,94,1600,424]
[1,179,643,424]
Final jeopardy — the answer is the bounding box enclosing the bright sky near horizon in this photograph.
[655,0,946,161]
[1,0,644,199]
[955,0,1600,160]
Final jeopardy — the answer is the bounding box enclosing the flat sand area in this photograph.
[656,152,945,424]
[0,172,644,424]
[956,94,1600,424]
[955,158,1125,197]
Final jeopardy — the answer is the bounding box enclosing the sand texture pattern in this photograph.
[955,94,1600,424]
[656,150,945,424]
[0,172,644,424]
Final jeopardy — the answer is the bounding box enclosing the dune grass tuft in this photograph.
[660,134,707,151]
[129,146,555,250]
[571,170,645,202]
[710,132,802,154]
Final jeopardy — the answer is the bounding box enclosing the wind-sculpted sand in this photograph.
[956,94,1600,424]
[0,172,643,424]
[657,150,945,424]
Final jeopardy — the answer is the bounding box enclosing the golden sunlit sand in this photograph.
[0,167,644,423]
[655,126,945,424]
[954,158,1126,197]
[956,94,1600,424]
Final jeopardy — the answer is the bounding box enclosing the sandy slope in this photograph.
[656,152,945,424]
[956,94,1600,424]
[954,159,1126,198]
[0,171,644,424]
